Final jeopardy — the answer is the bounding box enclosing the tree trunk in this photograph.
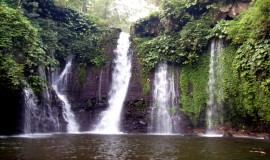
[16,0,22,8]
[82,2,88,13]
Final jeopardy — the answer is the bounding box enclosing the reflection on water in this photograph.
[0,134,270,160]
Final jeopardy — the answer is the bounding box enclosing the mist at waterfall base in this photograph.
[92,32,132,134]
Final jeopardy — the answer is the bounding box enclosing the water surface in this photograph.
[0,134,269,160]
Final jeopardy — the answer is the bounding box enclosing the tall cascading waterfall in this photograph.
[93,32,132,134]
[52,58,79,133]
[23,88,39,134]
[207,39,224,134]
[149,62,177,134]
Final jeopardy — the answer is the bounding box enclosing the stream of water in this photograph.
[149,62,177,134]
[207,39,224,134]
[23,88,39,134]
[52,59,79,133]
[93,32,132,134]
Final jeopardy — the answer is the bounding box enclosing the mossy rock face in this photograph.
[121,100,150,133]
[131,15,163,38]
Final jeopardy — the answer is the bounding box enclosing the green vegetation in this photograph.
[1,0,270,130]
[212,0,270,124]
[180,53,209,126]
[133,19,212,72]
[0,0,118,93]
[228,0,270,93]
[132,0,214,124]
[134,100,147,112]
[55,0,124,27]
[76,63,87,86]
[132,0,213,70]
[133,0,270,128]
[0,3,54,91]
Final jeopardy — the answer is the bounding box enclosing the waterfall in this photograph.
[23,66,60,134]
[23,88,39,134]
[149,62,176,134]
[207,39,223,134]
[52,58,79,133]
[38,66,60,132]
[93,32,131,134]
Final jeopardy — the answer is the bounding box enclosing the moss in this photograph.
[141,72,151,96]
[170,106,177,114]
[86,99,93,108]
[180,52,209,126]
[131,12,162,37]
[222,46,270,124]
[134,100,147,111]
[76,63,87,87]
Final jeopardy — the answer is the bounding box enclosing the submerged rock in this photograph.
[247,132,257,137]
[223,132,233,138]
[139,120,146,125]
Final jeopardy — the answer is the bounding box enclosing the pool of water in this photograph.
[0,134,269,160]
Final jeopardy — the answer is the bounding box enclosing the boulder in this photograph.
[223,132,233,138]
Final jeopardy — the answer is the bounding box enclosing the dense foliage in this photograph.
[213,0,270,124]
[133,15,212,73]
[228,0,270,93]
[133,0,270,128]
[1,0,270,131]
[0,0,118,92]
[0,3,53,91]
[180,53,209,126]
[132,1,213,126]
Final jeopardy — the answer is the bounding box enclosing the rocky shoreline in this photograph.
[190,127,270,139]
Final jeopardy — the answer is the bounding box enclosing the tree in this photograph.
[0,3,37,89]
[54,0,89,12]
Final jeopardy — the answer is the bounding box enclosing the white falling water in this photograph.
[149,62,174,134]
[23,88,39,134]
[207,39,223,134]
[93,32,131,134]
[52,59,79,133]
[168,67,179,129]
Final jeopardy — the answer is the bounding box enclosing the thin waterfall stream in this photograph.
[207,39,224,134]
[93,32,131,134]
[23,88,39,134]
[52,59,79,133]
